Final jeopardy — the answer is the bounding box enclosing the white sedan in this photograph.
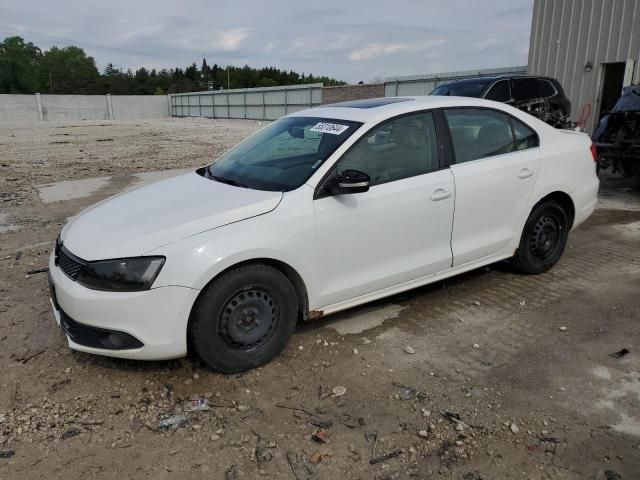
[49,96,599,372]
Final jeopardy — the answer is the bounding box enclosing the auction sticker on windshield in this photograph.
[310,122,350,135]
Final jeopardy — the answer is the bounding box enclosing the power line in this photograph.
[0,26,198,64]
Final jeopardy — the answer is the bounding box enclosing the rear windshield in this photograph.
[431,79,493,98]
[206,116,362,191]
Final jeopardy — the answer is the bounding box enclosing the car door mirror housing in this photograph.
[325,169,370,195]
[287,126,305,139]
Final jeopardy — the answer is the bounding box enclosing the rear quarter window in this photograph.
[511,118,539,150]
[537,80,556,98]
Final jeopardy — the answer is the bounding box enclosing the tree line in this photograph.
[0,36,346,95]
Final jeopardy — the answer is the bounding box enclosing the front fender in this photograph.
[147,191,319,306]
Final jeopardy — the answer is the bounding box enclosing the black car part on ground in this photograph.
[592,85,640,177]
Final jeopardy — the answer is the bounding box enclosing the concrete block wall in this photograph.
[321,83,385,104]
[41,95,109,121]
[0,95,40,122]
[0,94,170,122]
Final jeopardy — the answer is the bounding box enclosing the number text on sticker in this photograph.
[310,122,349,135]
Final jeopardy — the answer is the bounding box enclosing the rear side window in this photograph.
[337,112,440,186]
[444,109,515,163]
[513,78,540,100]
[484,80,511,102]
[511,118,539,150]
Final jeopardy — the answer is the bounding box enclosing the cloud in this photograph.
[349,43,414,61]
[216,28,252,51]
[348,39,446,62]
[0,0,533,83]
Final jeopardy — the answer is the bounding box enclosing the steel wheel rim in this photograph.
[530,214,562,260]
[219,287,278,349]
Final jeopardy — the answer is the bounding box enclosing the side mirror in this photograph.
[287,127,305,139]
[325,169,370,195]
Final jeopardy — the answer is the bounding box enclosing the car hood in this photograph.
[61,172,282,260]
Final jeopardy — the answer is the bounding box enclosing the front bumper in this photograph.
[48,251,200,360]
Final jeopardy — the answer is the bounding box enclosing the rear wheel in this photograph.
[513,200,569,274]
[189,264,298,373]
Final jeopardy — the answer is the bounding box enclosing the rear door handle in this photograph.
[430,188,452,201]
[518,168,534,179]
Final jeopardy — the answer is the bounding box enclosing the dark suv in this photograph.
[431,75,571,128]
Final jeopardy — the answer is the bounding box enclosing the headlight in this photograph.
[77,257,165,292]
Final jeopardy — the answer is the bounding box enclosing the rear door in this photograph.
[444,108,541,266]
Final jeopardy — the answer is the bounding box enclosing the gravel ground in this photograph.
[0,119,639,479]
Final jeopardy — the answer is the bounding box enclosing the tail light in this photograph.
[590,143,598,162]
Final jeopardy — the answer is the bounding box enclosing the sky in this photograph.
[0,0,533,83]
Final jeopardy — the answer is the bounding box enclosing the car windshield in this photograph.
[205,116,362,191]
[431,79,493,98]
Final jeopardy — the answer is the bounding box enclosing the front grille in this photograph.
[56,245,86,280]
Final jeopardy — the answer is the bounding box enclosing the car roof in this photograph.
[289,95,514,123]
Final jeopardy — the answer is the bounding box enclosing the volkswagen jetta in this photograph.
[49,96,599,372]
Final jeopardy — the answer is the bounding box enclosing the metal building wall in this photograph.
[384,66,527,97]
[528,0,640,132]
[170,84,322,121]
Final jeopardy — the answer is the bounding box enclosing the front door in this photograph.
[312,111,455,308]
[444,107,541,266]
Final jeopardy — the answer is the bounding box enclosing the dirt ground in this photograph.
[0,118,639,480]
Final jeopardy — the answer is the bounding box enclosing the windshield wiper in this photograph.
[211,174,250,189]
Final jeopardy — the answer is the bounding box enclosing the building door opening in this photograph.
[598,62,626,119]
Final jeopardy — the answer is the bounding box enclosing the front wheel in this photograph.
[513,200,569,275]
[189,264,298,373]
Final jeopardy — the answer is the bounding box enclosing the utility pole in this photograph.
[49,72,53,93]
[227,68,230,90]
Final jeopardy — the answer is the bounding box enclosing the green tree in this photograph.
[39,46,100,93]
[1,35,347,95]
[103,63,118,76]
[257,77,278,88]
[0,36,42,93]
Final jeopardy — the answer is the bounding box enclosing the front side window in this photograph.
[445,109,515,163]
[484,80,511,102]
[335,112,440,186]
[207,117,361,191]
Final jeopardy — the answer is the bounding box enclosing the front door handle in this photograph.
[518,168,534,179]
[430,188,452,201]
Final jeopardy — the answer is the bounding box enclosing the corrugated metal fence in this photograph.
[170,83,322,120]
[384,66,528,97]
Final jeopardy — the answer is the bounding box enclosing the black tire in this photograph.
[189,264,298,373]
[513,200,569,275]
